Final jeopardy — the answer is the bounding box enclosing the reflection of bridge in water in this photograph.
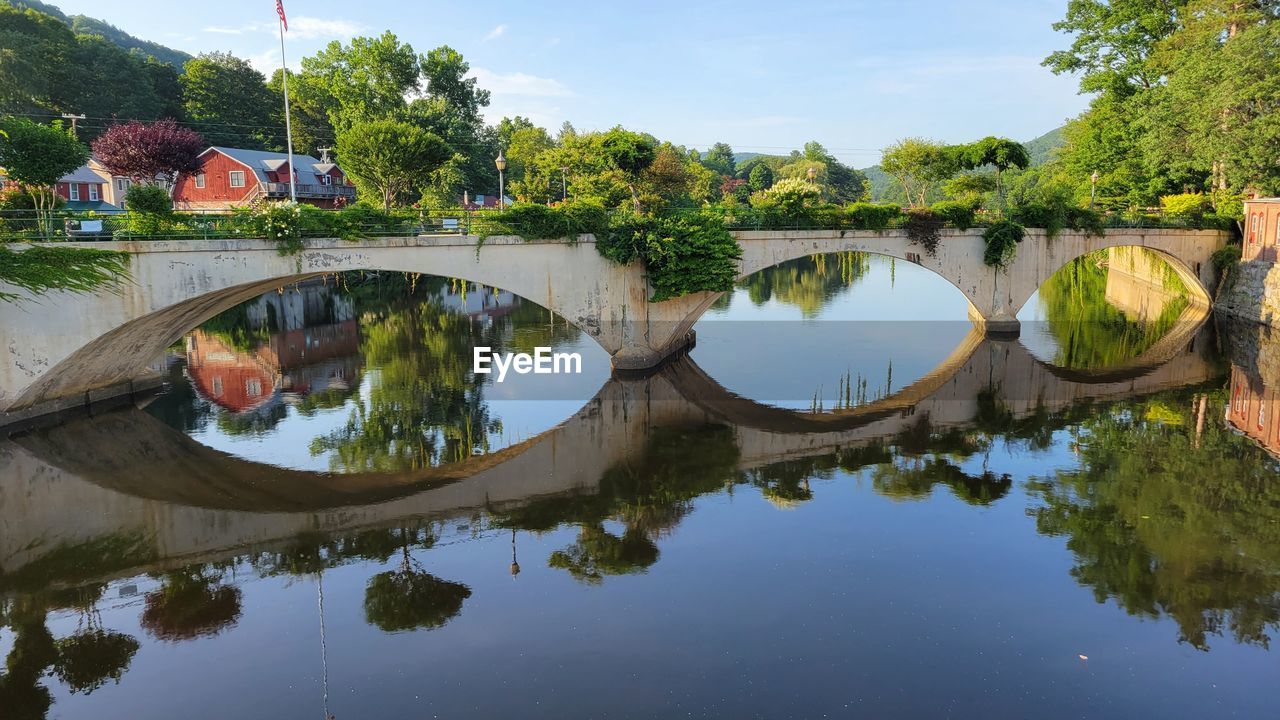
[0,318,1219,588]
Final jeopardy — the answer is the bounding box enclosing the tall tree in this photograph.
[699,142,736,177]
[962,137,1031,198]
[599,127,656,208]
[336,119,452,211]
[180,52,277,149]
[0,118,88,234]
[880,138,959,207]
[300,32,421,132]
[421,45,490,125]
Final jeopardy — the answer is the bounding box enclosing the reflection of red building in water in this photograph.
[1227,366,1280,456]
[186,332,280,413]
[186,280,363,414]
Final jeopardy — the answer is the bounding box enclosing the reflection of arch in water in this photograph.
[1,323,1221,589]
[8,315,1216,511]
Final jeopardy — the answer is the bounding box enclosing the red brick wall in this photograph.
[1243,201,1280,263]
[173,151,258,208]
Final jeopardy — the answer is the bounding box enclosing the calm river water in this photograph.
[3,250,1280,719]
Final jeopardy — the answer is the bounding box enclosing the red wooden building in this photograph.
[172,146,355,211]
[1242,197,1280,263]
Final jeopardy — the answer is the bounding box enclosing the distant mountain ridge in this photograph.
[4,0,191,68]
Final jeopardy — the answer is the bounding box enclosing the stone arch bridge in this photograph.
[0,227,1226,425]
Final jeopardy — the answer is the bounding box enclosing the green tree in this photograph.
[880,138,959,207]
[421,45,490,125]
[180,52,277,148]
[0,4,77,114]
[336,120,451,211]
[748,162,774,192]
[267,69,334,156]
[1043,0,1184,94]
[961,137,1031,199]
[0,118,88,235]
[599,127,657,208]
[299,32,422,132]
[699,142,736,177]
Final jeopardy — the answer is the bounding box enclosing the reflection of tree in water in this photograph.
[244,524,473,634]
[1038,249,1191,369]
[496,424,742,583]
[310,277,582,473]
[721,252,871,318]
[141,567,242,642]
[1028,390,1280,650]
[362,527,472,633]
[0,585,141,719]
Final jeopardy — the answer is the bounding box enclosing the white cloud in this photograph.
[484,24,507,41]
[203,16,365,41]
[289,17,366,40]
[248,48,298,75]
[204,25,249,35]
[469,68,572,97]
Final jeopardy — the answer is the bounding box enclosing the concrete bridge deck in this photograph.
[0,227,1227,426]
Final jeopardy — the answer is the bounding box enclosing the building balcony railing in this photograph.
[263,183,356,199]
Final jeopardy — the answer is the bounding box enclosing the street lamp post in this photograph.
[495,151,507,210]
[1090,170,1099,210]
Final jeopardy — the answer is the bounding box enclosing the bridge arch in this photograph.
[0,228,1228,423]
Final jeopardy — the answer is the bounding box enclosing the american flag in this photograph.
[276,0,288,31]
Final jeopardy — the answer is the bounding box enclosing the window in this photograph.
[246,378,262,398]
[320,174,333,186]
[88,185,99,201]
[229,171,245,188]
[115,178,130,193]
[211,376,223,397]
[195,173,206,189]
[69,184,79,201]
[1252,214,1260,243]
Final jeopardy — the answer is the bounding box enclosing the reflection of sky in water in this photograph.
[695,256,974,409]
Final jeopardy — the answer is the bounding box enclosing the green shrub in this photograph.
[1007,203,1060,236]
[1063,206,1105,236]
[481,200,612,241]
[635,211,743,301]
[1212,244,1241,274]
[123,184,172,215]
[904,209,943,256]
[1160,192,1209,218]
[844,202,901,230]
[982,220,1024,268]
[930,199,978,230]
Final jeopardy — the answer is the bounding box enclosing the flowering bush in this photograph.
[239,202,304,255]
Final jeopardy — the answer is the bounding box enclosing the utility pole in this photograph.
[60,113,86,137]
[317,147,333,163]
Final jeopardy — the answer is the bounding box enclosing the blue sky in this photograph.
[47,0,1089,166]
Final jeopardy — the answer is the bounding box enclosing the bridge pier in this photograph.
[968,306,1021,338]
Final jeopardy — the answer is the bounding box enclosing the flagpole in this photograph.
[278,16,296,203]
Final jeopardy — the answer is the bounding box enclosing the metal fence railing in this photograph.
[0,205,1238,244]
